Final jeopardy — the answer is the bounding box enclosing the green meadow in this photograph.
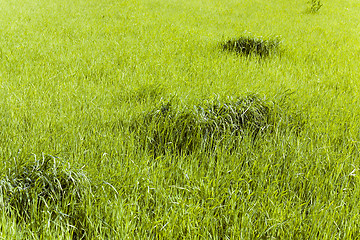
[1,0,360,239]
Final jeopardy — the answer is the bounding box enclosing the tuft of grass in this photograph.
[306,0,323,13]
[0,154,93,239]
[222,36,281,57]
[132,93,296,156]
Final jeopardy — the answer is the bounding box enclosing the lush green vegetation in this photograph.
[1,0,360,239]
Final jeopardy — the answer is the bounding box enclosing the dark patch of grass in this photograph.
[0,154,92,239]
[222,36,281,57]
[305,0,322,13]
[132,93,297,156]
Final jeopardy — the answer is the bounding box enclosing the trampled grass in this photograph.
[1,0,360,239]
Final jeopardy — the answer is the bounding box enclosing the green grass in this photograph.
[1,0,360,239]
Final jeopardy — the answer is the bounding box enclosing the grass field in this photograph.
[1,0,360,239]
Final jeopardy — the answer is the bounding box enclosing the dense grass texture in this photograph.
[1,0,360,239]
[0,154,93,239]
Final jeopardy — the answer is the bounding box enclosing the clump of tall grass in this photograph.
[0,154,93,239]
[306,0,323,13]
[132,93,295,156]
[222,36,281,57]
